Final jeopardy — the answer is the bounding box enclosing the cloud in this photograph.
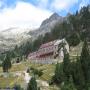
[50,0,78,12]
[0,1,52,31]
[0,0,89,32]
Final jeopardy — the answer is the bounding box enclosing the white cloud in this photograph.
[51,0,78,11]
[0,1,52,31]
[1,0,88,32]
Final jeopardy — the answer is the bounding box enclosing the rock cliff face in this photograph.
[40,13,63,26]
[0,27,31,53]
[29,13,66,40]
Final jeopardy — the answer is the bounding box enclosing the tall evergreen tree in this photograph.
[80,39,90,88]
[27,76,38,90]
[61,75,77,90]
[53,63,64,84]
[2,54,12,72]
[63,48,70,81]
[72,56,85,90]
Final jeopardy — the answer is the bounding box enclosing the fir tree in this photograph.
[2,54,12,72]
[73,56,85,90]
[63,48,70,81]
[80,39,90,89]
[53,63,64,84]
[27,76,38,90]
[61,75,77,90]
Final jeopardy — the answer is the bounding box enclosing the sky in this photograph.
[0,0,90,31]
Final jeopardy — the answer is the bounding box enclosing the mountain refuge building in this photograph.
[28,39,69,64]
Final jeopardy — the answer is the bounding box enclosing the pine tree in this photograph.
[61,75,77,90]
[2,54,12,72]
[27,76,38,90]
[73,56,85,90]
[53,63,64,84]
[80,39,90,88]
[63,50,70,81]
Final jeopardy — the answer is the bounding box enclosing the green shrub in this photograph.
[33,69,43,77]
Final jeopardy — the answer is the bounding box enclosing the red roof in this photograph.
[40,40,56,48]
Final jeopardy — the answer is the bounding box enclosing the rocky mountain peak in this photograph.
[0,27,31,53]
[29,12,66,40]
[49,12,61,20]
[40,13,63,27]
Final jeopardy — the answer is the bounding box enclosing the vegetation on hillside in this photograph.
[2,53,12,72]
[50,39,90,90]
[27,76,40,90]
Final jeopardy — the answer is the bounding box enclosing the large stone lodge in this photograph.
[28,39,69,64]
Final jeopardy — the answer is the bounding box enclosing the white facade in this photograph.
[28,39,69,63]
[53,39,69,60]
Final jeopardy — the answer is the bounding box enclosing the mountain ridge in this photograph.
[29,13,66,40]
[0,12,67,52]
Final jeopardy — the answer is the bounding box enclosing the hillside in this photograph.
[0,27,31,53]
[29,13,67,40]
